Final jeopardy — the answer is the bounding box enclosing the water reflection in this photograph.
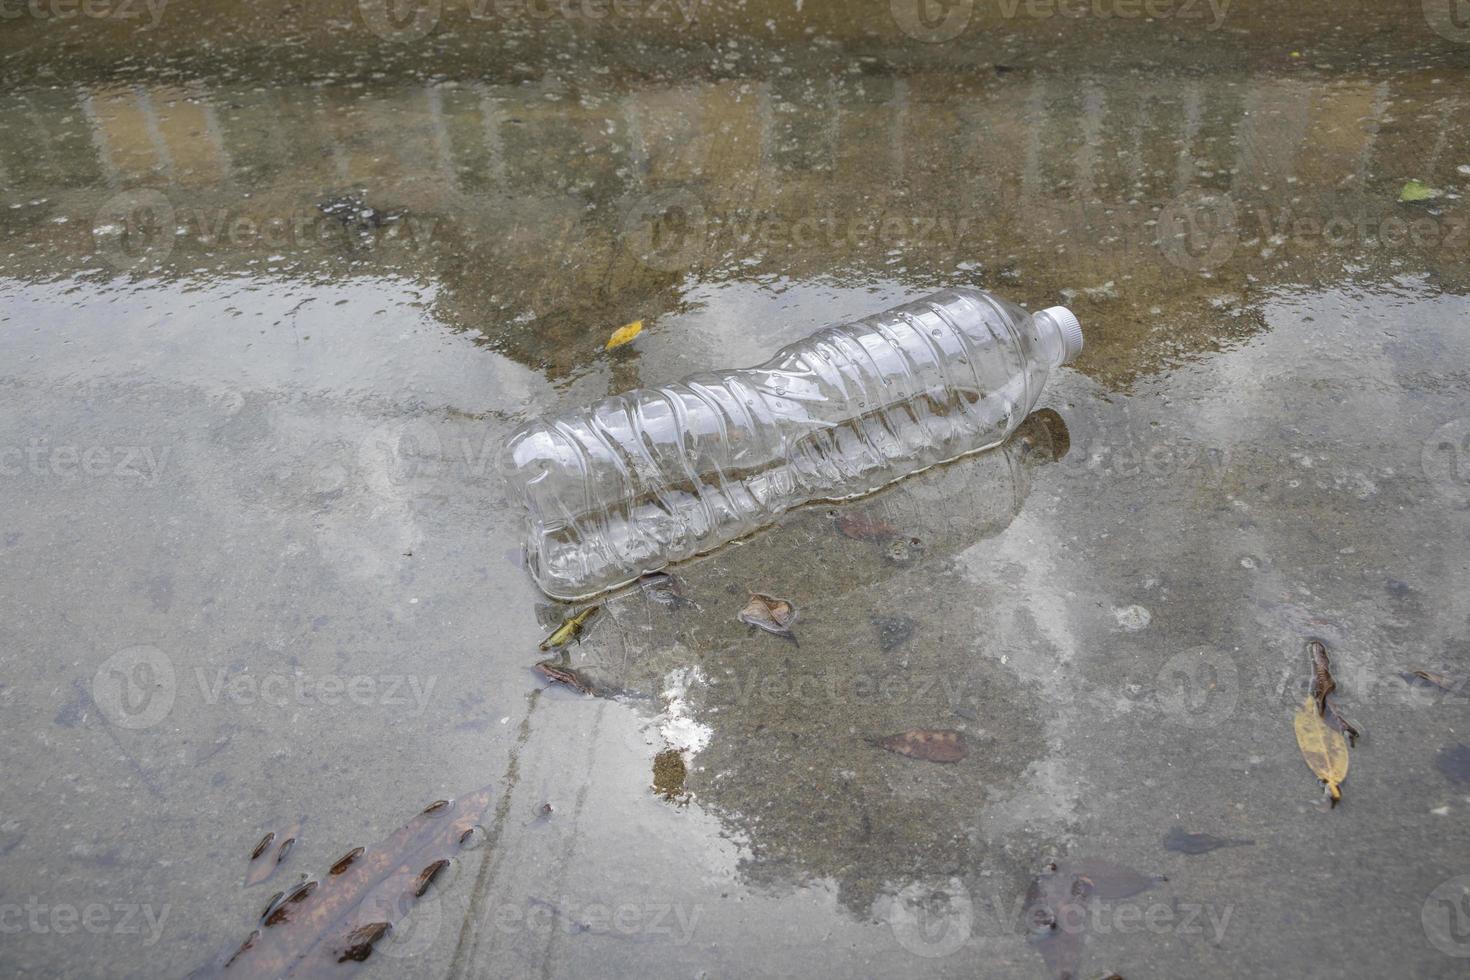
[535,411,1069,914]
[2,68,1465,389]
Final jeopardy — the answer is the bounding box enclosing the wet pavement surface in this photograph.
[3,2,1470,977]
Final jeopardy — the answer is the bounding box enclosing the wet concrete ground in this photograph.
[2,3,1470,977]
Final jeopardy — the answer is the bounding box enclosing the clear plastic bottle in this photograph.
[501,288,1082,599]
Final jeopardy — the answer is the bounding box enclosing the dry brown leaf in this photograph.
[1307,639,1335,715]
[1294,695,1349,804]
[1306,639,1359,745]
[869,729,969,763]
[738,592,797,642]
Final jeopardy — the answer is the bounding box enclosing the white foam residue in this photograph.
[658,666,712,756]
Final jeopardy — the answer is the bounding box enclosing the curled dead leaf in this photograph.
[738,592,797,642]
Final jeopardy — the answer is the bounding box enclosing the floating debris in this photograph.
[870,614,916,653]
[1163,827,1254,855]
[881,536,925,566]
[869,729,969,763]
[538,606,599,651]
[738,592,797,643]
[605,319,644,350]
[245,821,302,887]
[652,749,688,801]
[639,572,695,611]
[534,658,596,695]
[200,789,492,978]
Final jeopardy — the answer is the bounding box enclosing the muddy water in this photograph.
[2,4,1469,978]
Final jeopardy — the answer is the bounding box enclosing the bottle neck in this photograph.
[1032,307,1083,368]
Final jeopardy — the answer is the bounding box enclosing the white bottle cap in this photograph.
[1038,306,1083,364]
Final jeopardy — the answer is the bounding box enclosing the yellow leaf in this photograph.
[1294,695,1349,802]
[605,320,643,350]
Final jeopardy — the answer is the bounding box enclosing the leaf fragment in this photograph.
[1399,179,1442,203]
[1294,695,1349,803]
[639,572,695,610]
[738,592,797,642]
[604,319,643,350]
[1401,670,1468,695]
[835,511,902,542]
[869,728,969,763]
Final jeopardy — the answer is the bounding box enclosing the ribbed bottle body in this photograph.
[502,288,1076,599]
